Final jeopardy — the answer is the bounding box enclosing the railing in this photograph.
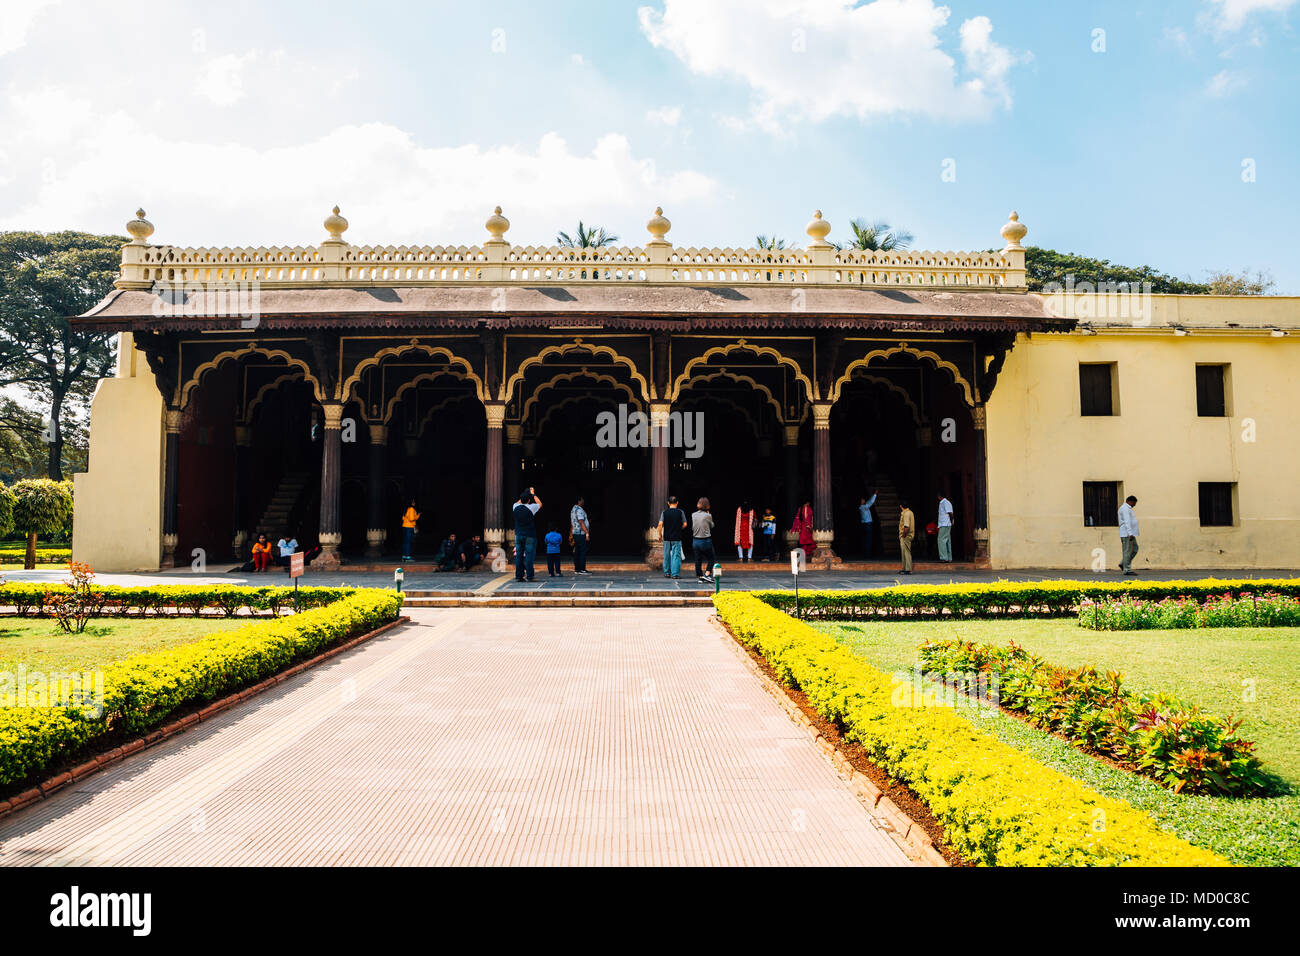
[115,208,1028,291]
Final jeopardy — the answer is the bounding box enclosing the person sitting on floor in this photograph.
[460,534,484,571]
[436,533,460,572]
[251,533,273,572]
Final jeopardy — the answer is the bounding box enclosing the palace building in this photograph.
[70,206,1300,572]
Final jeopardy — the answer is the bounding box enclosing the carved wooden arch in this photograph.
[343,342,485,404]
[383,368,476,425]
[669,339,814,403]
[417,392,484,436]
[534,391,640,438]
[503,340,651,404]
[673,368,784,423]
[180,345,322,409]
[520,369,644,425]
[674,392,762,438]
[835,372,924,426]
[830,344,974,406]
[243,372,307,424]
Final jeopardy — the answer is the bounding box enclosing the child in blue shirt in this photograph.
[544,526,563,577]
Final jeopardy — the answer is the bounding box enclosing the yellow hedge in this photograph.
[714,591,1230,867]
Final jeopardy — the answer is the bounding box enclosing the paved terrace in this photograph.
[0,608,909,867]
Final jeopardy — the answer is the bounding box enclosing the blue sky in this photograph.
[2,0,1298,290]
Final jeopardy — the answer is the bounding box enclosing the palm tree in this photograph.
[755,235,787,250]
[556,221,619,248]
[846,218,914,252]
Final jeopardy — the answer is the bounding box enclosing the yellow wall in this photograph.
[71,335,165,571]
[987,294,1300,570]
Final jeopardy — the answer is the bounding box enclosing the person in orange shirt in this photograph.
[251,533,273,572]
[401,500,420,561]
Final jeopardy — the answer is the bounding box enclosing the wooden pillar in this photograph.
[483,402,506,564]
[972,404,990,565]
[316,401,345,567]
[645,402,670,561]
[231,424,252,559]
[504,424,522,550]
[782,423,799,549]
[365,423,387,559]
[161,407,182,568]
[811,401,838,566]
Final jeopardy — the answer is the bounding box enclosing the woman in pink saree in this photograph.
[791,500,816,557]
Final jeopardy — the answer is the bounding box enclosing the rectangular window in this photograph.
[1079,363,1117,416]
[1196,364,1228,417]
[1198,482,1235,527]
[1083,481,1121,527]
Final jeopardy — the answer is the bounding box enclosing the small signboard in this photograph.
[289,552,304,578]
[790,547,806,575]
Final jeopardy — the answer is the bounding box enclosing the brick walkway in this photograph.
[0,609,910,866]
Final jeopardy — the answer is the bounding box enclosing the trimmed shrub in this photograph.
[0,583,359,617]
[713,591,1229,866]
[759,578,1300,620]
[918,638,1267,796]
[0,587,403,788]
[1079,592,1300,630]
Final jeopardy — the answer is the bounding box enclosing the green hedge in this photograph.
[0,587,404,789]
[0,583,360,618]
[0,547,70,564]
[713,591,1228,866]
[759,579,1300,620]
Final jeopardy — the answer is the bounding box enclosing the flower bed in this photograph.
[0,586,404,789]
[918,638,1267,796]
[0,547,70,565]
[713,591,1228,866]
[0,582,358,618]
[758,578,1300,620]
[1079,592,1300,630]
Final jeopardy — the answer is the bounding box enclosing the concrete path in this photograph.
[0,608,910,867]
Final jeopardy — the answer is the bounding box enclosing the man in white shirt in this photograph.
[936,493,954,562]
[275,534,298,570]
[1117,495,1139,575]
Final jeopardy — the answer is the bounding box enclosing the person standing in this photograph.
[544,525,563,577]
[734,501,756,562]
[898,498,915,575]
[859,492,877,559]
[570,496,591,575]
[1118,495,1140,576]
[759,506,777,561]
[657,494,688,579]
[400,500,420,562]
[936,492,954,563]
[513,487,542,582]
[792,499,816,558]
[691,497,716,584]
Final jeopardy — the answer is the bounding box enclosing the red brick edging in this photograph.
[0,614,411,822]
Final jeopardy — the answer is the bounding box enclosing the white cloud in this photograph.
[645,105,682,126]
[0,99,717,246]
[0,0,59,56]
[195,52,259,107]
[1206,69,1248,96]
[1203,0,1296,32]
[637,0,1026,132]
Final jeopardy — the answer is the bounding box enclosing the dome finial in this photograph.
[324,205,349,242]
[805,209,831,247]
[126,208,154,243]
[1000,210,1027,250]
[485,205,510,243]
[646,206,671,243]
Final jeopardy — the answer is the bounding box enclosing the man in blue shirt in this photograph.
[513,487,542,582]
[858,492,877,560]
[544,525,564,577]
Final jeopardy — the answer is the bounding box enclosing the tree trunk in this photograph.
[47,397,64,481]
[25,531,37,570]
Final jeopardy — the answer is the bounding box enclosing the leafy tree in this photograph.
[1024,247,1211,294]
[844,218,914,252]
[556,221,619,248]
[0,231,123,480]
[0,397,87,482]
[1206,269,1275,296]
[755,235,787,250]
[11,477,73,569]
[0,483,14,538]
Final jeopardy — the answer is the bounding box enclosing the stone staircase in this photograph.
[401,588,715,608]
[867,474,903,557]
[255,471,311,537]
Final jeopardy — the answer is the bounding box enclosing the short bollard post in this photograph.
[712,562,722,595]
[790,548,806,618]
[394,566,405,593]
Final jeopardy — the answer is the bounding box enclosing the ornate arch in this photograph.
[520,369,644,424]
[674,369,784,422]
[180,345,322,409]
[830,344,974,406]
[243,372,305,423]
[674,392,761,437]
[417,392,483,436]
[669,339,814,402]
[836,372,923,425]
[504,339,651,404]
[343,342,484,403]
[535,391,637,438]
[383,368,475,424]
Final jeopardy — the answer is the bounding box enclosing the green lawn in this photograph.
[0,617,250,672]
[815,618,1300,866]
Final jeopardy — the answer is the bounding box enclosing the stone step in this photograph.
[403,588,707,598]
[402,595,716,608]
